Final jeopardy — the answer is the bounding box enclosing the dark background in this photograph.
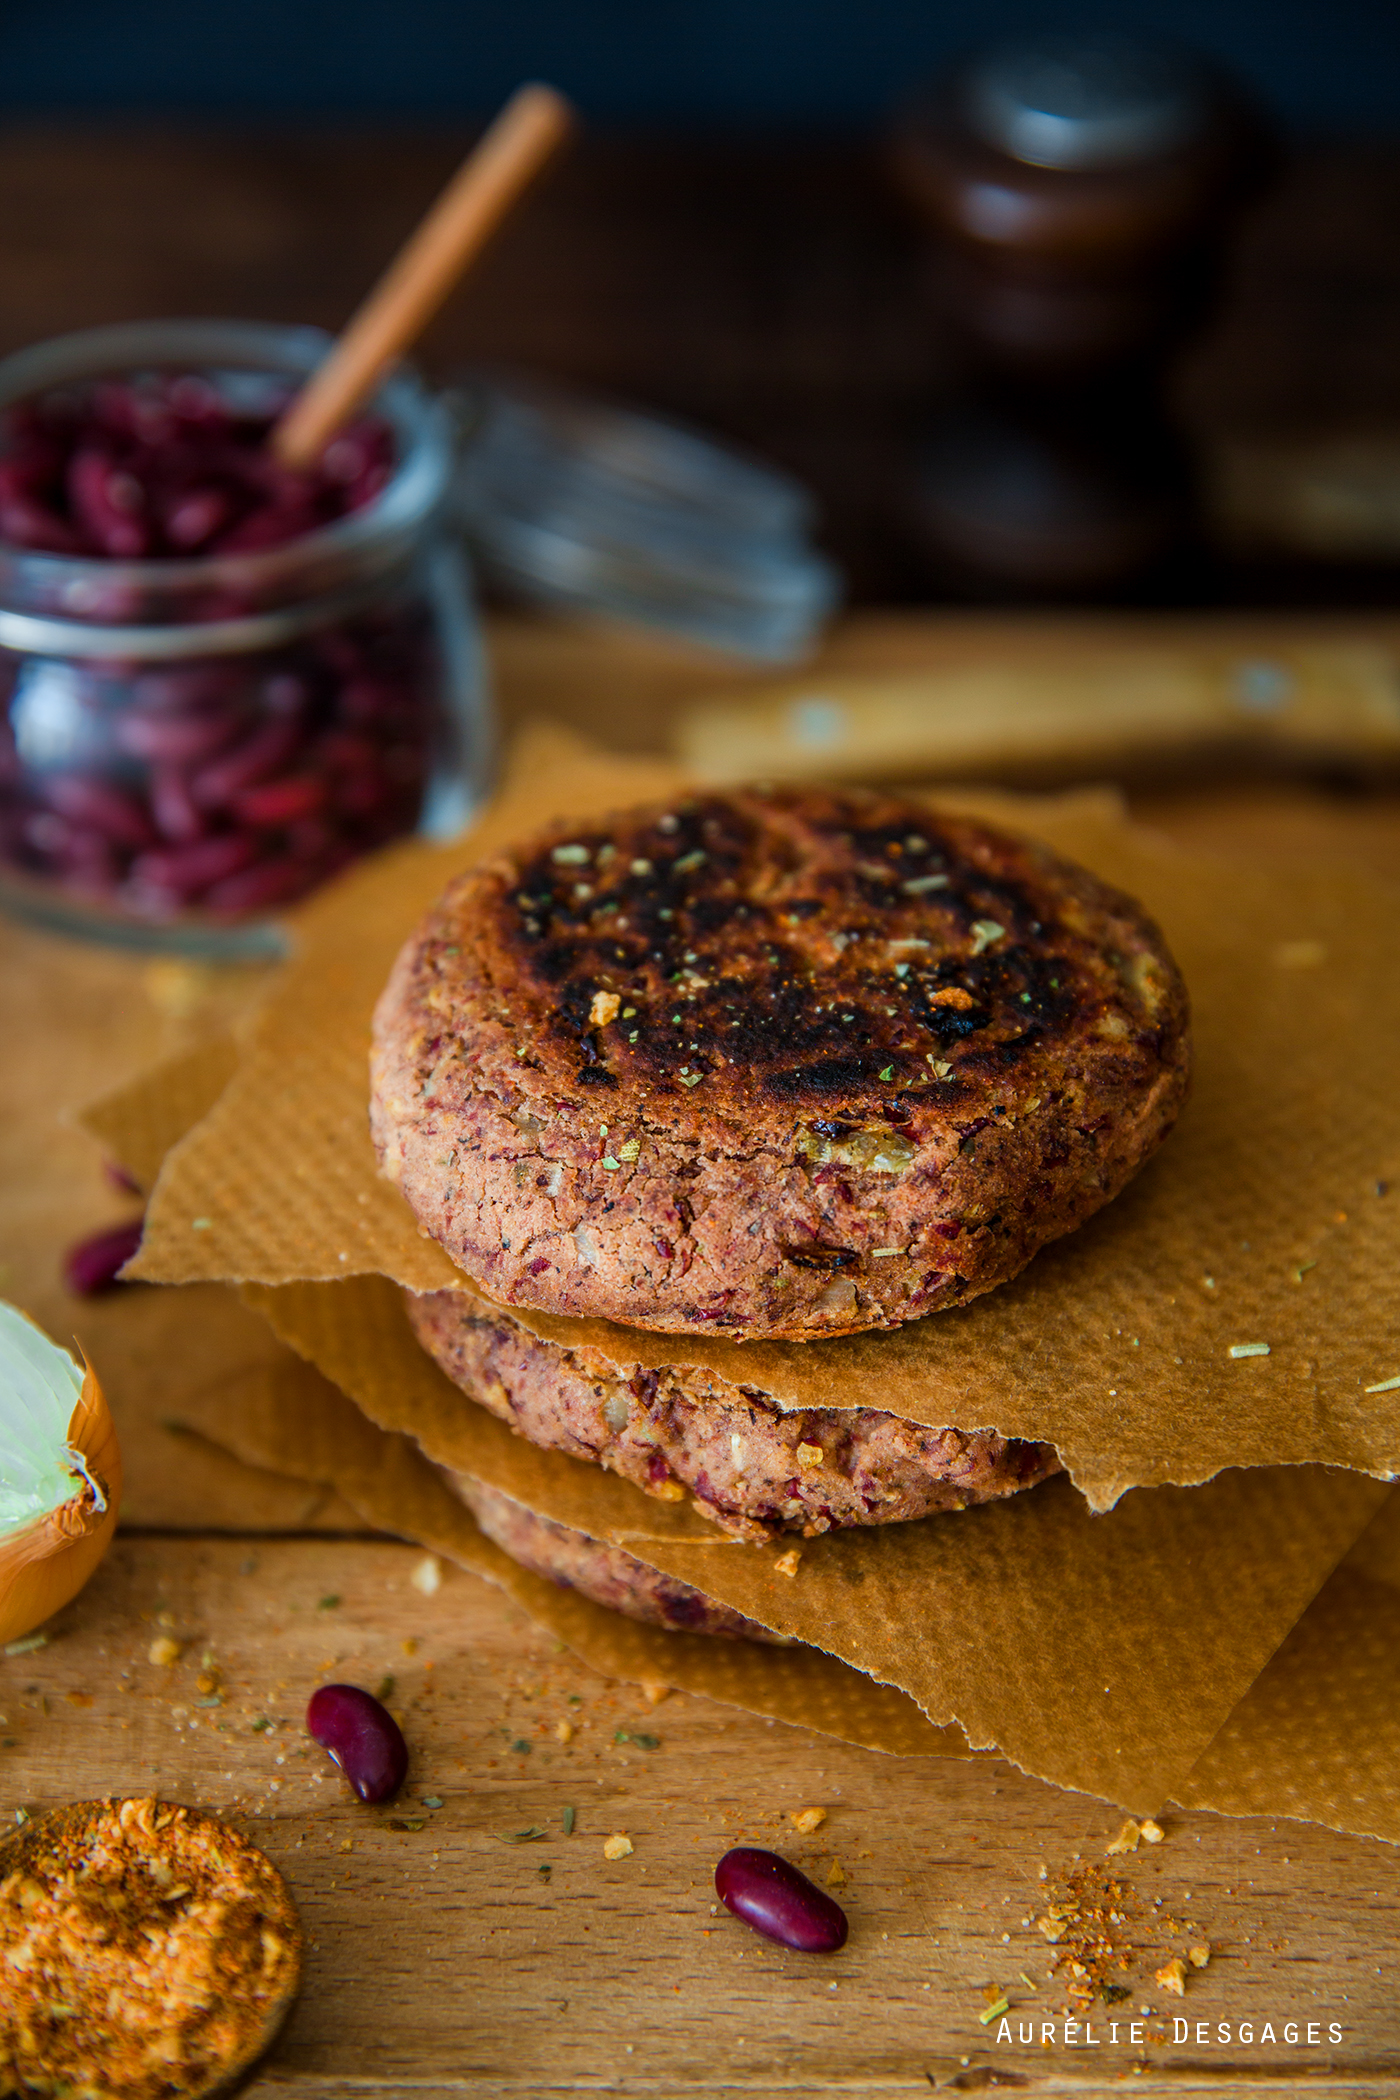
[3,1,1399,130]
[3,6,1400,608]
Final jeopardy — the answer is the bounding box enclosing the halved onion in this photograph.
[0,1301,122,1645]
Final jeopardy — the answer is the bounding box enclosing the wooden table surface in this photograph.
[2,121,1400,2096]
[4,1530,1399,2100]
[2,611,1399,2098]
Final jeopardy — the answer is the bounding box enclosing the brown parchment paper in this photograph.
[1178,1487,1400,1846]
[183,1335,1400,1845]
[173,1347,961,1762]
[125,724,1400,1511]
[87,1038,1390,1815]
[76,1025,1399,1823]
[241,1274,1387,1814]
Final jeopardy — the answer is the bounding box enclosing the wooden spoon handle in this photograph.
[272,83,573,470]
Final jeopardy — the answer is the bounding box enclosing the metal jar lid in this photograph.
[450,371,840,663]
[962,34,1210,171]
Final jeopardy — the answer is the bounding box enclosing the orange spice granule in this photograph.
[0,1796,301,2099]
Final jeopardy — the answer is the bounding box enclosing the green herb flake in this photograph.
[511,1738,533,1754]
[389,1817,426,1832]
[562,1805,576,1835]
[375,1673,395,1703]
[978,1995,1010,2026]
[495,1825,546,1844]
[317,1595,341,1611]
[538,1861,553,1877]
[878,1065,893,1081]
[422,1795,444,1809]
[614,1728,631,1744]
[3,1635,47,1658]
[250,1717,272,1733]
[631,1732,661,1751]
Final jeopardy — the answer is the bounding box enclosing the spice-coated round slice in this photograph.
[0,1795,302,2100]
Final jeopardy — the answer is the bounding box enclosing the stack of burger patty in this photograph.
[371,786,1190,1638]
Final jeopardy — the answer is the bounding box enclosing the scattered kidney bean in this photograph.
[714,1847,848,1953]
[63,1215,145,1295]
[306,1683,407,1803]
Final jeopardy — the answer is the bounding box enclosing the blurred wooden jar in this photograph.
[892,35,1271,593]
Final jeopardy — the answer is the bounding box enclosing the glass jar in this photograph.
[0,319,489,957]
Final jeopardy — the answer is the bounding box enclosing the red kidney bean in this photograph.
[204,852,316,915]
[68,448,151,559]
[261,672,311,719]
[163,485,232,552]
[0,370,437,926]
[190,718,302,809]
[129,829,260,895]
[149,765,207,843]
[315,729,380,774]
[0,376,389,559]
[714,1848,848,1953]
[334,767,393,817]
[129,667,242,717]
[63,1215,145,1295]
[0,487,83,554]
[306,1683,407,1803]
[58,837,121,894]
[230,771,327,828]
[44,774,156,850]
[115,705,243,766]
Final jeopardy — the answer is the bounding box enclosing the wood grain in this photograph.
[1,1534,1396,2097]
[5,614,1400,2093]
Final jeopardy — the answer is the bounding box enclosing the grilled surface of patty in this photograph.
[454,1474,785,1641]
[411,1286,1061,1543]
[372,787,1190,1337]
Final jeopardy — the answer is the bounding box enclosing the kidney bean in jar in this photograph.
[0,320,488,953]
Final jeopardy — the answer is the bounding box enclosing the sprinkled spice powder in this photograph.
[0,1796,301,2099]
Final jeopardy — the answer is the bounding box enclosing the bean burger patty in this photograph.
[410,1286,1061,1543]
[455,1474,783,1641]
[372,787,1189,1339]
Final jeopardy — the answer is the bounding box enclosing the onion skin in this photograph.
[0,1364,122,1645]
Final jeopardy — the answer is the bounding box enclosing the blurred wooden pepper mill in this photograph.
[892,33,1273,595]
